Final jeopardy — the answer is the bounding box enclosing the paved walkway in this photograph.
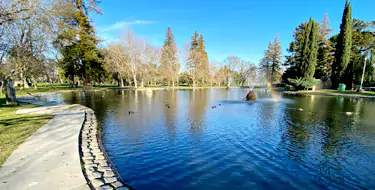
[0,99,90,190]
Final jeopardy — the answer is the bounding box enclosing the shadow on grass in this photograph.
[0,115,51,128]
[0,114,52,166]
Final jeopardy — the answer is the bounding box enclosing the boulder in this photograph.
[245,90,257,101]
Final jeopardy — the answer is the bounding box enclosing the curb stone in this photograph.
[80,111,131,190]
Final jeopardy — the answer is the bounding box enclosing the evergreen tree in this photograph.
[284,22,308,68]
[299,18,319,79]
[284,18,319,89]
[55,0,104,87]
[260,35,282,84]
[315,14,334,79]
[160,27,179,87]
[282,22,307,83]
[187,31,209,87]
[197,34,209,84]
[331,0,352,89]
[187,31,200,87]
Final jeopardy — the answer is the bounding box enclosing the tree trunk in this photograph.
[23,78,29,89]
[172,79,175,88]
[271,63,275,85]
[120,78,124,87]
[141,80,144,88]
[227,75,231,87]
[4,79,17,105]
[133,74,138,88]
[33,76,38,90]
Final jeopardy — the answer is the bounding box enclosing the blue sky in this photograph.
[92,0,375,65]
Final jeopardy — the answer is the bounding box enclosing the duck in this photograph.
[345,112,353,116]
[218,104,222,106]
[128,111,135,114]
[298,108,304,111]
[212,106,217,109]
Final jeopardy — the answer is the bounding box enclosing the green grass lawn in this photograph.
[0,98,52,166]
[299,89,375,96]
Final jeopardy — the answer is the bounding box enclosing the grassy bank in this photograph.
[0,98,52,166]
[285,89,375,98]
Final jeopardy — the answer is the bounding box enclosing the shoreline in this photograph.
[1,95,130,189]
[283,90,375,99]
[80,110,130,189]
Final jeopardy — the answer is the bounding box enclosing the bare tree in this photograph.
[224,56,240,87]
[104,30,161,88]
[104,44,129,87]
[237,60,257,87]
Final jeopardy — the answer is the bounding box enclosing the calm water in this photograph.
[41,89,375,189]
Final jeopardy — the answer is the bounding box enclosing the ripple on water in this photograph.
[41,89,375,189]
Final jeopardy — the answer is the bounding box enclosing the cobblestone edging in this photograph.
[80,110,131,190]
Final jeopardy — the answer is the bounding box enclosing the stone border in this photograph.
[80,110,132,190]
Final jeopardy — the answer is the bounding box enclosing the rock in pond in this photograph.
[245,90,257,101]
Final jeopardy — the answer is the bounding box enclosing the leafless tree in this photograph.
[224,56,241,87]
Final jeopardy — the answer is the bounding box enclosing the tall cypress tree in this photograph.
[296,18,318,79]
[305,19,319,79]
[331,0,352,89]
[285,18,319,89]
[297,19,313,78]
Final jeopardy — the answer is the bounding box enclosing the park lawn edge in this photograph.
[0,102,53,166]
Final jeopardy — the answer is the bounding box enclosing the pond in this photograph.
[41,88,375,190]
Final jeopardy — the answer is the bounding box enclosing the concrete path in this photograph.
[0,99,90,190]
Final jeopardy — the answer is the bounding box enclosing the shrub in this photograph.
[289,77,319,90]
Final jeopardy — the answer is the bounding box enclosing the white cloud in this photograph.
[98,20,156,32]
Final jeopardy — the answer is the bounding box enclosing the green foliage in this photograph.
[179,72,193,85]
[284,22,308,68]
[289,77,319,90]
[331,0,352,89]
[297,18,319,79]
[349,20,375,86]
[283,18,319,89]
[54,0,105,87]
[315,14,334,79]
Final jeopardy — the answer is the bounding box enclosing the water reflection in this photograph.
[40,89,375,190]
